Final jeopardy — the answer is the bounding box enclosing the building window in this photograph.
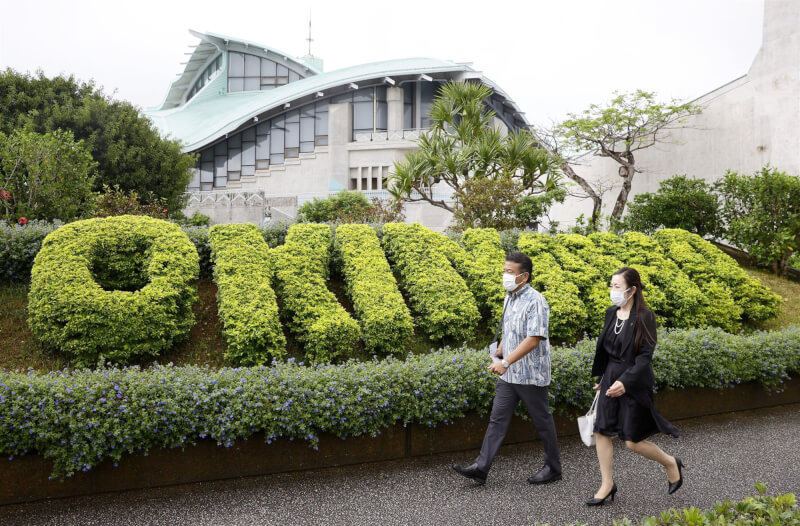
[403,83,414,130]
[228,52,301,93]
[194,98,331,188]
[420,81,444,129]
[187,54,222,102]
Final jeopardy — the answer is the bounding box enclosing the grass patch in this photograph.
[744,267,800,330]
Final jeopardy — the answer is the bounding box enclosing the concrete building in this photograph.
[144,31,529,229]
[548,0,800,230]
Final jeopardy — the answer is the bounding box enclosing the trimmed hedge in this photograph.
[382,223,480,342]
[208,223,285,365]
[0,326,797,479]
[434,228,506,327]
[27,215,199,366]
[517,233,587,340]
[333,224,413,355]
[272,224,360,363]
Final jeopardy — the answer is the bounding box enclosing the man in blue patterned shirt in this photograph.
[453,251,562,485]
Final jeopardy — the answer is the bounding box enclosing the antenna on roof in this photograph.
[306,9,314,56]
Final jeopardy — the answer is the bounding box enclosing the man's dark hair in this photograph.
[505,251,532,283]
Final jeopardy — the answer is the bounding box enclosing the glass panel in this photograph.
[228,171,241,181]
[214,141,227,156]
[242,127,256,142]
[404,103,413,130]
[261,77,277,86]
[228,52,244,76]
[228,133,241,148]
[270,152,284,165]
[242,165,255,176]
[256,134,270,159]
[215,156,227,178]
[214,177,227,188]
[228,78,244,92]
[285,121,299,148]
[276,64,288,76]
[300,142,314,153]
[376,86,387,102]
[315,99,329,112]
[201,183,213,191]
[315,109,328,136]
[301,104,314,118]
[376,101,388,131]
[289,70,300,82]
[270,117,285,154]
[201,148,213,162]
[353,87,373,103]
[285,147,299,158]
[261,58,276,76]
[228,148,241,171]
[256,122,270,135]
[200,162,214,182]
[285,109,299,123]
[256,159,269,170]
[300,116,315,142]
[242,141,255,166]
[315,136,328,146]
[244,54,260,77]
[244,77,260,91]
[353,101,373,131]
[331,93,351,104]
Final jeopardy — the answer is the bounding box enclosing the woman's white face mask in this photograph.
[609,287,632,307]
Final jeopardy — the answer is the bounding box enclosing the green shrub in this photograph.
[27,215,199,366]
[272,224,360,363]
[0,219,63,282]
[208,223,285,365]
[333,224,413,355]
[1,326,797,479]
[381,223,480,342]
[518,232,587,340]
[434,228,506,327]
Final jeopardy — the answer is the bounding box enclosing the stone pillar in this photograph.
[328,101,352,191]
[387,86,404,134]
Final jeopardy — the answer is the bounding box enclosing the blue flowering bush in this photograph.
[0,219,63,282]
[1,326,797,479]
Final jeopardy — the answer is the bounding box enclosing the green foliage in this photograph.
[619,175,722,237]
[0,69,195,213]
[717,165,800,276]
[0,128,97,222]
[1,327,798,479]
[208,224,285,365]
[654,229,782,330]
[432,228,506,328]
[381,223,480,342]
[27,215,199,366]
[93,184,169,219]
[297,190,404,224]
[389,80,560,230]
[517,233,587,340]
[272,224,360,363]
[333,224,413,355]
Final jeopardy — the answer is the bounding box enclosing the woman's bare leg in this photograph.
[594,433,615,497]
[625,440,680,482]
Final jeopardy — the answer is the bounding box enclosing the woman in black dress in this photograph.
[587,267,683,506]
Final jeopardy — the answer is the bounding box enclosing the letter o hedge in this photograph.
[28,215,199,366]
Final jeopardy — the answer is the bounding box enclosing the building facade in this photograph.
[547,0,800,230]
[145,31,529,229]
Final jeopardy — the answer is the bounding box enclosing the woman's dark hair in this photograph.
[613,267,655,354]
[505,251,532,283]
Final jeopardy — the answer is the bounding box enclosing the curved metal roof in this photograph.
[144,33,531,152]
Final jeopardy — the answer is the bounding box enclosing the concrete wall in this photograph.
[548,0,800,230]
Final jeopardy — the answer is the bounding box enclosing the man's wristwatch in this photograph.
[501,359,510,369]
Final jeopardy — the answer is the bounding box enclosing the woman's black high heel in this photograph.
[668,457,684,495]
[586,483,617,506]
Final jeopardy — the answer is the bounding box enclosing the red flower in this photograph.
[18,217,27,225]
[162,209,168,214]
[0,190,10,200]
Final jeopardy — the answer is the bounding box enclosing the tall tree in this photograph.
[388,81,560,231]
[541,90,702,229]
[0,69,195,213]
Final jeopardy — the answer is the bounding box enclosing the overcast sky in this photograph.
[0,0,764,126]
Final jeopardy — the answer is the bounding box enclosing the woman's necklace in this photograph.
[614,316,625,335]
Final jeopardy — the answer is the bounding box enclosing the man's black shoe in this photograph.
[527,465,562,485]
[452,463,487,485]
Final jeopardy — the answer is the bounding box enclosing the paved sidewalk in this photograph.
[1,404,799,526]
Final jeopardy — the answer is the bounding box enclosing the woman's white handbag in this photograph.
[577,390,600,447]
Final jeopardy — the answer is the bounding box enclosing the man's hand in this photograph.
[488,362,507,376]
[606,380,626,397]
[494,344,503,358]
